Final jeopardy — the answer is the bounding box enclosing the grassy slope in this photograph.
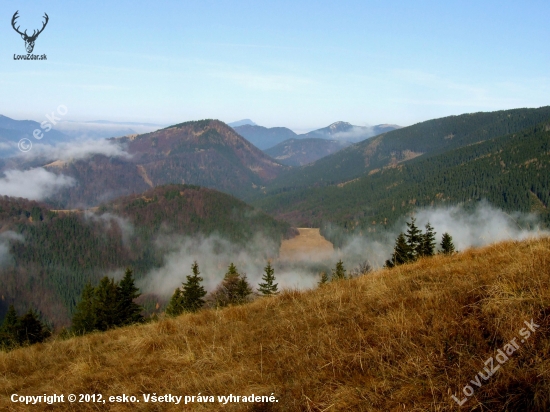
[1,237,549,411]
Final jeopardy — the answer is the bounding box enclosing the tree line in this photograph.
[385,217,456,268]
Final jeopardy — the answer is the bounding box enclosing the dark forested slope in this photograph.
[0,185,292,326]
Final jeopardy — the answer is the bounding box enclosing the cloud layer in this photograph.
[0,168,75,201]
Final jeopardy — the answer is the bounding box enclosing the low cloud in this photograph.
[139,233,319,297]
[21,139,131,162]
[335,201,550,268]
[332,126,375,141]
[84,212,135,245]
[0,231,24,267]
[0,168,75,200]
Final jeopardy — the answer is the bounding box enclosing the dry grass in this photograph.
[1,238,550,411]
[278,228,334,262]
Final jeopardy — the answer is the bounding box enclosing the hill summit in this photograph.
[43,119,286,208]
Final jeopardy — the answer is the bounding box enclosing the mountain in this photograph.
[264,138,352,166]
[232,122,400,151]
[252,119,550,245]
[38,119,286,208]
[233,124,298,150]
[3,237,549,411]
[0,184,293,326]
[257,106,550,195]
[0,115,70,157]
[228,119,257,127]
[302,121,401,143]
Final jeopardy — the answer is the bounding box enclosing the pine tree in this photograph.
[318,271,329,286]
[405,217,423,260]
[93,277,119,331]
[71,283,96,335]
[165,288,184,316]
[116,268,143,326]
[332,259,347,280]
[258,262,279,296]
[181,261,207,312]
[440,233,456,255]
[420,222,437,257]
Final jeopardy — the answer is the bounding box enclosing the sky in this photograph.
[1,0,549,132]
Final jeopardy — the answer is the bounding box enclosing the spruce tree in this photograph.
[71,283,96,335]
[213,263,242,307]
[318,271,329,286]
[17,310,50,345]
[93,277,119,331]
[235,275,253,304]
[440,233,456,255]
[0,305,19,348]
[405,217,423,260]
[258,262,279,296]
[165,288,184,316]
[181,261,207,312]
[332,259,347,280]
[420,222,437,257]
[116,268,143,326]
[386,233,411,267]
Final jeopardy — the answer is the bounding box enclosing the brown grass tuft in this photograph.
[1,238,549,411]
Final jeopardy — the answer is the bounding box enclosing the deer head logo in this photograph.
[11,11,49,54]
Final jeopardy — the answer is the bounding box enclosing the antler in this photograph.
[11,11,27,37]
[29,13,49,39]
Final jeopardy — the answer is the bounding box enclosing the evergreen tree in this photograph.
[258,262,279,296]
[405,217,423,260]
[0,305,19,348]
[71,283,96,335]
[420,222,437,257]
[17,310,50,345]
[440,233,456,255]
[212,263,252,306]
[116,268,143,326]
[165,288,184,316]
[181,261,207,312]
[212,263,242,307]
[386,233,411,268]
[236,275,253,304]
[318,271,329,286]
[93,277,119,331]
[332,259,347,280]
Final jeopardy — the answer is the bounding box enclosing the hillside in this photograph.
[0,185,292,326]
[252,121,550,241]
[40,120,286,208]
[264,138,351,166]
[1,237,549,411]
[259,106,550,194]
[301,121,400,143]
[232,124,298,150]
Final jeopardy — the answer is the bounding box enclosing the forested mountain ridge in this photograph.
[253,121,550,245]
[264,138,352,166]
[42,120,287,208]
[258,106,550,195]
[0,185,293,326]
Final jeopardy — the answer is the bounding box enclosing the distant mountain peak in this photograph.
[228,119,257,127]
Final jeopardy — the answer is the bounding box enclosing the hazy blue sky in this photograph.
[1,1,549,131]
